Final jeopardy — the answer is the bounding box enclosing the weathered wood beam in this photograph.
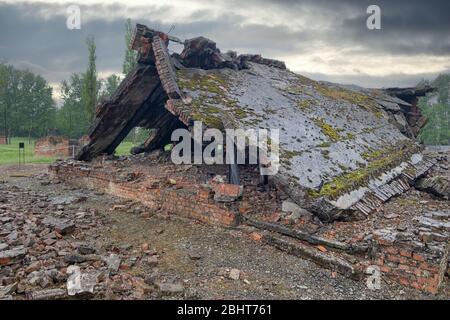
[244,217,369,254]
[131,113,186,155]
[76,64,166,161]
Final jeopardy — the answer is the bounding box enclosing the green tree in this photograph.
[17,70,56,141]
[0,63,55,140]
[122,18,137,75]
[82,36,98,122]
[418,74,450,145]
[0,63,19,142]
[100,74,121,99]
[56,73,87,138]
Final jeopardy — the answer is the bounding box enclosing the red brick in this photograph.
[386,254,407,264]
[398,277,410,286]
[412,253,425,262]
[214,184,242,197]
[249,232,263,241]
[380,265,391,273]
[384,246,398,255]
[398,264,410,272]
[399,249,412,258]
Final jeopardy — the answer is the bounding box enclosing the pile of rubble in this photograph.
[49,148,450,294]
[0,176,185,300]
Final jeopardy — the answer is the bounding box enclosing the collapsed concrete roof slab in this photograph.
[76,24,435,221]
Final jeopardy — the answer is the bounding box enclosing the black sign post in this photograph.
[19,142,25,165]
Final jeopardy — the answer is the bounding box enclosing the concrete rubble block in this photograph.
[281,201,312,219]
[64,253,87,264]
[77,244,97,255]
[0,282,18,299]
[157,282,184,296]
[0,246,27,266]
[213,183,243,202]
[103,253,121,272]
[415,176,449,199]
[42,216,75,235]
[31,288,67,300]
[229,269,241,280]
[66,265,100,297]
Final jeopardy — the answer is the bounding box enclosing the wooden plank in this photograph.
[76,64,166,161]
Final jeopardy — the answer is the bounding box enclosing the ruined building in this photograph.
[51,24,449,294]
[76,24,435,221]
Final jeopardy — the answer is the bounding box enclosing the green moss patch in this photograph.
[177,70,249,129]
[313,118,342,142]
[308,142,419,200]
[313,83,384,118]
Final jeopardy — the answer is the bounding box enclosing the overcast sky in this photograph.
[1,0,449,101]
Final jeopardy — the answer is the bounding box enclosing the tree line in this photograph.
[0,19,137,142]
[418,74,450,146]
[0,63,55,140]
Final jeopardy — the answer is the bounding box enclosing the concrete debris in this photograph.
[66,265,99,297]
[64,253,87,264]
[74,23,436,222]
[282,201,312,220]
[1,161,450,299]
[103,254,121,273]
[157,282,184,295]
[30,288,67,300]
[416,175,449,199]
[229,269,241,281]
[0,246,27,266]
[2,23,449,300]
[0,282,18,298]
[42,216,75,235]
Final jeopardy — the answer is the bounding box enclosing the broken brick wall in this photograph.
[49,162,239,227]
[372,213,449,294]
[35,136,71,157]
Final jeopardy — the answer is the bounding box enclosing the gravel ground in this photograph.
[0,164,448,300]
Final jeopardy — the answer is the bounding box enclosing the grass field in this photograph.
[0,137,139,166]
[0,137,57,166]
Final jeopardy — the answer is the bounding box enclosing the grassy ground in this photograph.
[114,141,136,156]
[0,137,140,166]
[0,137,57,166]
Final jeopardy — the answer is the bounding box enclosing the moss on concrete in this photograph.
[308,142,419,200]
[313,82,383,118]
[313,118,342,142]
[177,70,248,129]
[297,99,315,111]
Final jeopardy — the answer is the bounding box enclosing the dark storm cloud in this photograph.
[0,2,134,83]
[0,1,316,82]
[0,0,449,92]
[242,0,450,55]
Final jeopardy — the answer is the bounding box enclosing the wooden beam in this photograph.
[76,64,166,161]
